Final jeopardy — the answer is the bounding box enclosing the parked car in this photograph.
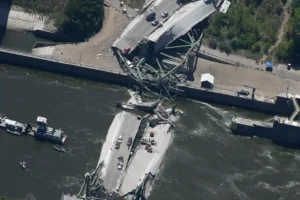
[237,89,249,96]
[161,11,168,18]
[127,137,133,146]
[122,46,131,54]
[117,135,123,143]
[146,12,156,21]
[117,156,124,170]
[151,19,159,26]
[204,0,211,3]
[115,142,121,149]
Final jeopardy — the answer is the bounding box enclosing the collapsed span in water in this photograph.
[63,90,183,200]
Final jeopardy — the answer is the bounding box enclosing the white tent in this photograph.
[200,73,214,89]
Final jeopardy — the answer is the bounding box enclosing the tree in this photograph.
[276,41,292,61]
[231,37,240,51]
[251,42,261,53]
[219,40,232,54]
[208,38,218,49]
[0,196,9,200]
[59,0,105,40]
[204,0,284,58]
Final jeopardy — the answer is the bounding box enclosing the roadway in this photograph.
[103,112,141,193]
[113,0,181,52]
[148,0,216,52]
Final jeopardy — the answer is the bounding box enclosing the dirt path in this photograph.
[260,0,292,62]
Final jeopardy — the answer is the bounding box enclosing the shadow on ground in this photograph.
[0,0,12,44]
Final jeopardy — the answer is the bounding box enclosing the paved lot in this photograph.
[103,112,141,193]
[200,46,300,82]
[113,0,181,52]
[192,57,300,100]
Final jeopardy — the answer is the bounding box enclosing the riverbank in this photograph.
[1,2,300,118]
[1,45,299,118]
[31,7,129,72]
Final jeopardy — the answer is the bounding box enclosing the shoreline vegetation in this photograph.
[12,0,105,40]
[276,0,300,65]
[204,0,284,60]
[11,0,299,65]
[204,0,300,65]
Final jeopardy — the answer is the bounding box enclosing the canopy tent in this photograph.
[265,61,273,72]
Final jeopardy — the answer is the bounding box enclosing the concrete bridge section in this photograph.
[102,112,141,193]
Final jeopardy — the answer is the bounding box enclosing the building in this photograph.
[200,73,214,89]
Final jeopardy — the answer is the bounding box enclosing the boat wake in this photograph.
[24,193,37,200]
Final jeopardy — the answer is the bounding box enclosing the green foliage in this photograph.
[12,0,104,40]
[204,0,284,57]
[59,0,104,39]
[0,196,9,200]
[276,0,300,64]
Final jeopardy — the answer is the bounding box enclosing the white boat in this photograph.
[5,119,25,136]
[20,161,26,169]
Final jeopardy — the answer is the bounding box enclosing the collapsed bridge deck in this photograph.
[113,0,220,54]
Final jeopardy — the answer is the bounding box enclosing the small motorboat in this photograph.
[53,145,66,153]
[20,161,26,169]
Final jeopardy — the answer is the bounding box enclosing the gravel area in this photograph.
[50,7,130,73]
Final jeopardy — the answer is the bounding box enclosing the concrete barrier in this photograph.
[179,85,293,116]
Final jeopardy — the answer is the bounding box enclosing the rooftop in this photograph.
[200,73,214,83]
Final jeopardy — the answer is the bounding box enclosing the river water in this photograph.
[1,32,300,200]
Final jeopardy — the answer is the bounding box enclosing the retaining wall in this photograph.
[32,30,81,42]
[0,49,293,116]
[180,85,292,116]
[0,49,132,86]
